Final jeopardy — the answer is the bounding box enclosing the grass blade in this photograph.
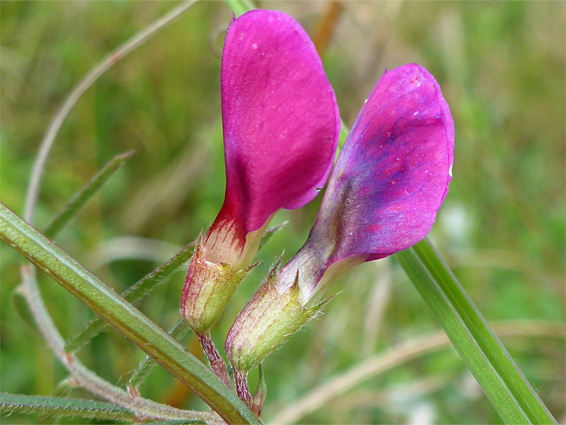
[128,318,192,390]
[65,242,195,352]
[0,203,261,425]
[0,393,135,422]
[225,0,255,16]
[395,238,556,425]
[44,151,134,239]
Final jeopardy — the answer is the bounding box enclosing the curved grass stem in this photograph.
[15,1,225,423]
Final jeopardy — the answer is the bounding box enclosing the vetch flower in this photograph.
[226,63,455,375]
[180,10,340,336]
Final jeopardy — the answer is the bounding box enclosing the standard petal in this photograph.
[310,63,454,265]
[220,9,340,233]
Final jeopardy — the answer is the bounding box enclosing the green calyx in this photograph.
[181,243,257,333]
[226,269,324,373]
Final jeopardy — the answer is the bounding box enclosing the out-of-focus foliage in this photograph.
[1,2,564,424]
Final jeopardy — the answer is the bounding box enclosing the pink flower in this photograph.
[181,10,340,334]
[226,64,455,373]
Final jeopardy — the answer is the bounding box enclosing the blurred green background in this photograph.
[1,1,564,424]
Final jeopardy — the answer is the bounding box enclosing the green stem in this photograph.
[396,238,556,425]
[0,203,261,425]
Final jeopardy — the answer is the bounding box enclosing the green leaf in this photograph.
[0,392,135,422]
[44,151,134,239]
[395,238,557,425]
[128,318,191,389]
[258,221,287,252]
[65,242,195,352]
[0,203,261,425]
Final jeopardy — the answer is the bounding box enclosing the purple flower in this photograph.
[181,10,340,334]
[226,63,455,373]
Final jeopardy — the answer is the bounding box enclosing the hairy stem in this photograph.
[197,332,232,388]
[19,265,219,423]
[233,367,252,409]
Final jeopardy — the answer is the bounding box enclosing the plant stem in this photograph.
[233,367,252,409]
[15,1,213,422]
[197,332,232,388]
[1,203,261,425]
[270,321,565,425]
[18,264,217,423]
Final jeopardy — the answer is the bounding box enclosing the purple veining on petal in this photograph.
[220,9,340,234]
[300,63,454,282]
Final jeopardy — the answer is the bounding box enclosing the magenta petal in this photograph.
[221,10,340,233]
[310,64,454,265]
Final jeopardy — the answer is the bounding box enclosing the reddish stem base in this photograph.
[233,367,252,408]
[196,332,232,388]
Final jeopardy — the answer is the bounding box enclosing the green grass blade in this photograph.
[65,242,195,352]
[44,151,134,239]
[225,0,255,16]
[0,203,261,425]
[0,393,135,422]
[128,318,192,390]
[395,238,556,425]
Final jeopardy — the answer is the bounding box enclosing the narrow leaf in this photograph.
[128,318,191,389]
[65,242,195,352]
[251,363,266,417]
[396,238,556,425]
[0,203,261,425]
[38,378,75,424]
[0,393,135,422]
[44,151,134,239]
[258,221,287,252]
